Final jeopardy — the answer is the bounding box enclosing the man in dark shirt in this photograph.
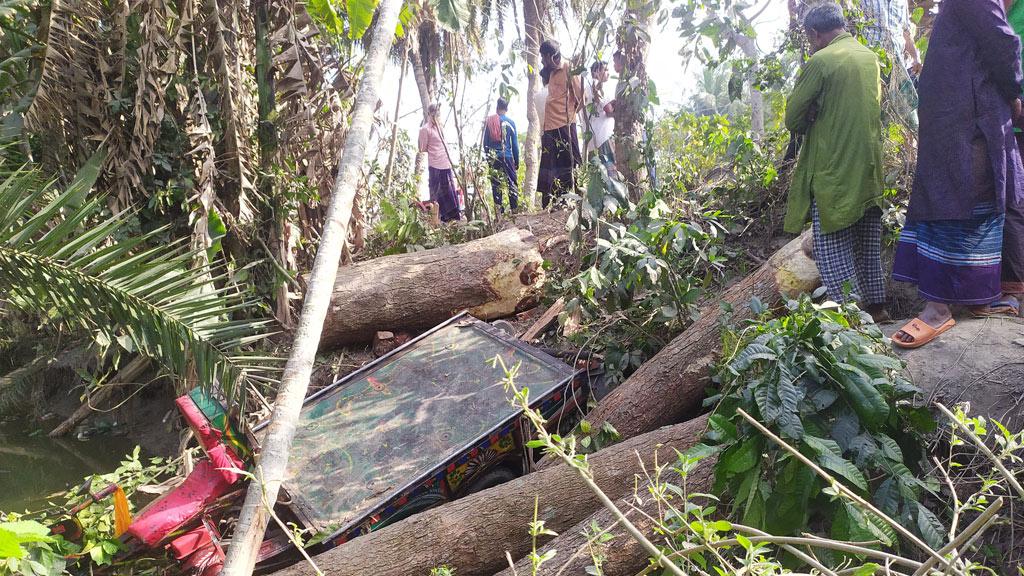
[483,98,520,214]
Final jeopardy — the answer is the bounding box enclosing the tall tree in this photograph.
[613,0,657,200]
[218,0,404,573]
[521,0,548,206]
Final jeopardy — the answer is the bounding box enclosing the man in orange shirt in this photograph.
[538,40,583,208]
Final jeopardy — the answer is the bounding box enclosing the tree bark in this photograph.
[521,0,546,207]
[316,228,546,348]
[269,415,710,576]
[613,0,656,200]
[495,455,717,576]
[219,0,404,574]
[582,231,819,442]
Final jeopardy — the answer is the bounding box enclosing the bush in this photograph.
[701,296,941,546]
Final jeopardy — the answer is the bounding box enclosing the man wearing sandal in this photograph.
[892,0,1024,349]
[785,3,889,323]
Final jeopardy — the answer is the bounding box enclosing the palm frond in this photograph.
[205,0,259,225]
[0,152,280,407]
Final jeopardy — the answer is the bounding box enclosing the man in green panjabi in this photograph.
[785,2,888,322]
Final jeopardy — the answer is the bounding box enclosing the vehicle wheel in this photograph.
[462,466,518,496]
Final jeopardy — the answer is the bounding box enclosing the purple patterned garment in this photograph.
[910,0,1024,222]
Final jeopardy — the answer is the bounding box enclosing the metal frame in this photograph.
[251,312,583,541]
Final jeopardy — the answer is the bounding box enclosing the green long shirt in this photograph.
[784,32,884,234]
[1008,0,1024,134]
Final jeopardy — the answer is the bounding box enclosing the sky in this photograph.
[373,1,790,197]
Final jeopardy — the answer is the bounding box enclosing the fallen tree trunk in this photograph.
[220,1,404,573]
[270,415,709,576]
[495,457,717,576]
[582,231,818,442]
[318,228,546,348]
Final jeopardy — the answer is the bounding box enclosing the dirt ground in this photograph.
[885,316,1024,428]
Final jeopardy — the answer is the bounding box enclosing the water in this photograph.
[0,420,138,512]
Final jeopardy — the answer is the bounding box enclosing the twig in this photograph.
[641,535,922,572]
[732,525,839,576]
[499,356,687,576]
[505,550,519,575]
[911,497,1003,576]
[736,408,959,573]
[936,403,1024,501]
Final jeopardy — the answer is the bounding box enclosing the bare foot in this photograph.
[865,303,892,324]
[892,302,952,345]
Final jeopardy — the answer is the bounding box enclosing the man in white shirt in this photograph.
[583,60,617,175]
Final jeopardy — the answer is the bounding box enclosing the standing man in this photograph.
[419,103,461,222]
[859,0,922,129]
[538,39,583,208]
[784,3,888,321]
[483,98,520,214]
[892,0,1024,348]
[584,60,617,176]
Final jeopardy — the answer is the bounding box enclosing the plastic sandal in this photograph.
[891,317,956,349]
[969,297,1020,318]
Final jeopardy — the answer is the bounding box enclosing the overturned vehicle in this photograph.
[116,313,595,574]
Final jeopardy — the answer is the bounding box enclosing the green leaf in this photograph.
[851,563,881,576]
[706,413,738,443]
[346,0,380,39]
[709,520,732,532]
[866,513,897,547]
[873,478,900,516]
[854,353,902,372]
[0,521,50,540]
[721,438,759,475]
[834,363,889,431]
[0,529,25,559]
[432,0,467,31]
[307,0,345,36]
[803,435,868,491]
[731,343,776,371]
[776,369,804,440]
[877,434,903,462]
[903,406,937,433]
[0,160,280,408]
[206,207,227,262]
[915,502,946,550]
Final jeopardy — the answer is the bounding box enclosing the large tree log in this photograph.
[270,415,709,576]
[318,228,545,348]
[495,457,717,576]
[583,231,819,442]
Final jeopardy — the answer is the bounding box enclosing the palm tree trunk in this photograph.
[410,37,433,187]
[382,46,409,193]
[521,0,545,207]
[613,0,656,200]
[254,0,292,327]
[218,0,404,572]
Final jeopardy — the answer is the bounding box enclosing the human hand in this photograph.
[603,102,614,115]
[1014,98,1023,125]
[910,60,923,76]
